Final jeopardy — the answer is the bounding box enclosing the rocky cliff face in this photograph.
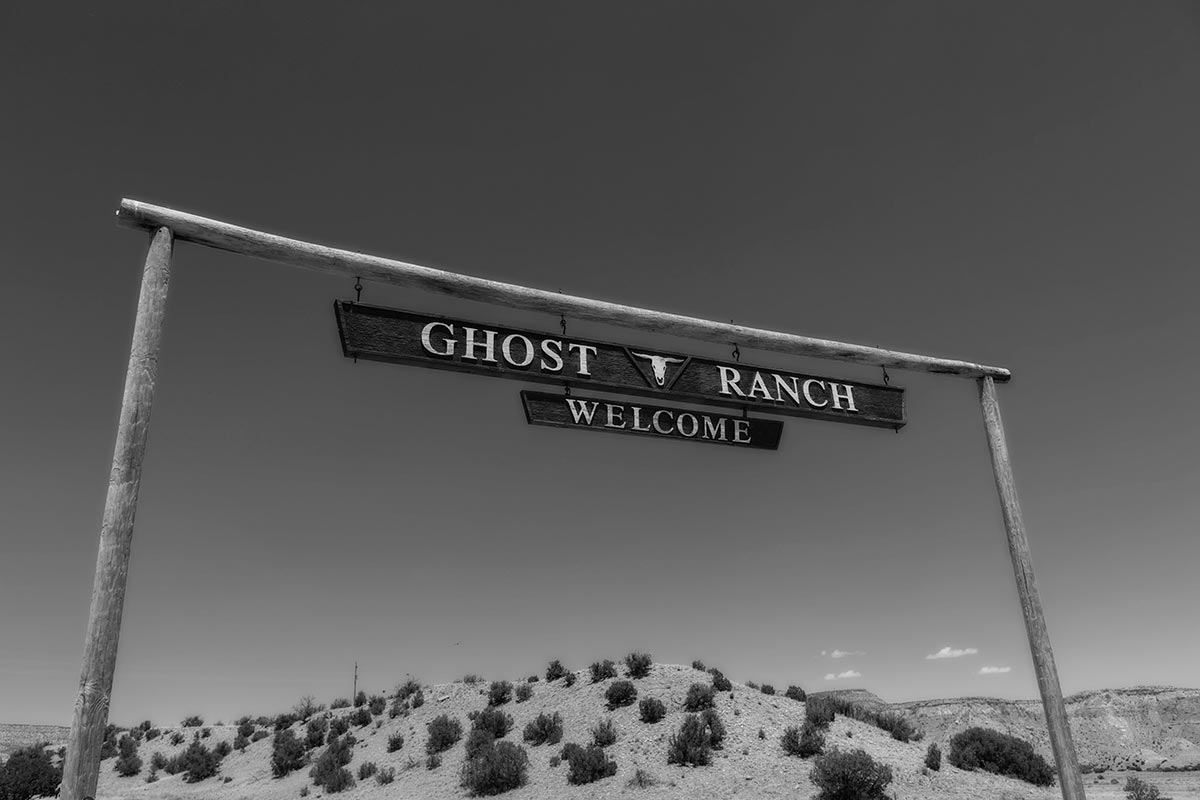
[893,687,1200,772]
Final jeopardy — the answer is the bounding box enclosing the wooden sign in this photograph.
[521,391,783,450]
[335,302,905,429]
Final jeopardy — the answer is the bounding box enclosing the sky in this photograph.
[2,2,1199,727]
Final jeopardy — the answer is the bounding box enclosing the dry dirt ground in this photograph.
[89,663,1087,800]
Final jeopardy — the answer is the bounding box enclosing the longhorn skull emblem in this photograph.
[631,352,685,386]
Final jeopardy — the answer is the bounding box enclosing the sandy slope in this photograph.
[95,664,1065,800]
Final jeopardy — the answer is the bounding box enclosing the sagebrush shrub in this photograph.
[465,729,495,760]
[462,674,484,684]
[691,660,707,671]
[330,697,350,709]
[394,679,421,702]
[785,685,807,702]
[806,697,836,728]
[590,660,617,682]
[271,729,308,778]
[426,715,464,754]
[368,694,386,716]
[1125,776,1170,800]
[0,744,60,799]
[178,738,221,782]
[293,695,323,720]
[376,766,395,785]
[639,697,666,723]
[546,659,569,682]
[709,669,732,692]
[746,681,760,690]
[563,672,577,687]
[232,733,249,752]
[305,717,328,750]
[566,744,617,785]
[628,767,656,788]
[329,716,349,737]
[309,734,355,793]
[761,684,776,695]
[948,727,1054,786]
[251,730,268,743]
[925,742,942,771]
[357,761,377,780]
[522,712,563,746]
[354,690,367,708]
[237,719,255,738]
[605,680,637,710]
[426,753,442,769]
[810,748,893,800]
[273,713,296,732]
[145,728,161,741]
[461,740,529,796]
[182,715,204,728]
[876,711,917,743]
[666,715,711,766]
[473,707,514,739]
[349,707,372,727]
[214,741,231,759]
[487,680,513,706]
[684,683,715,712]
[591,718,617,747]
[700,709,725,749]
[515,682,533,703]
[150,752,167,771]
[170,732,185,746]
[782,722,825,758]
[114,735,142,777]
[624,652,652,679]
[387,732,405,753]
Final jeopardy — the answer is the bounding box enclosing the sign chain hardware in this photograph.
[879,352,899,433]
[559,300,570,396]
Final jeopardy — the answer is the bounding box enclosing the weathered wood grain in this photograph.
[979,376,1086,800]
[116,198,1011,382]
[336,302,906,429]
[521,391,784,450]
[61,228,173,800]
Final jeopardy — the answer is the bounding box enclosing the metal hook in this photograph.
[354,277,363,303]
[882,364,890,386]
[730,320,740,362]
[560,314,566,337]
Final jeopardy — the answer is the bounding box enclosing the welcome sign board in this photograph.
[334,302,905,429]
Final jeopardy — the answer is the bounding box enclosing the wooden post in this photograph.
[979,376,1086,800]
[61,227,173,800]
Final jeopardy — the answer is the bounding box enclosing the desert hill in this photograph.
[84,664,1059,800]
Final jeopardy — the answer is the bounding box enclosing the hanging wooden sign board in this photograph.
[335,302,905,429]
[521,390,783,450]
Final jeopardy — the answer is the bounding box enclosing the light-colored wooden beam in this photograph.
[61,227,174,800]
[116,199,1011,382]
[979,376,1086,800]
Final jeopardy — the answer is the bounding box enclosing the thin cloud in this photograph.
[925,646,979,660]
[979,666,1012,675]
[821,649,866,659]
[824,670,862,681]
